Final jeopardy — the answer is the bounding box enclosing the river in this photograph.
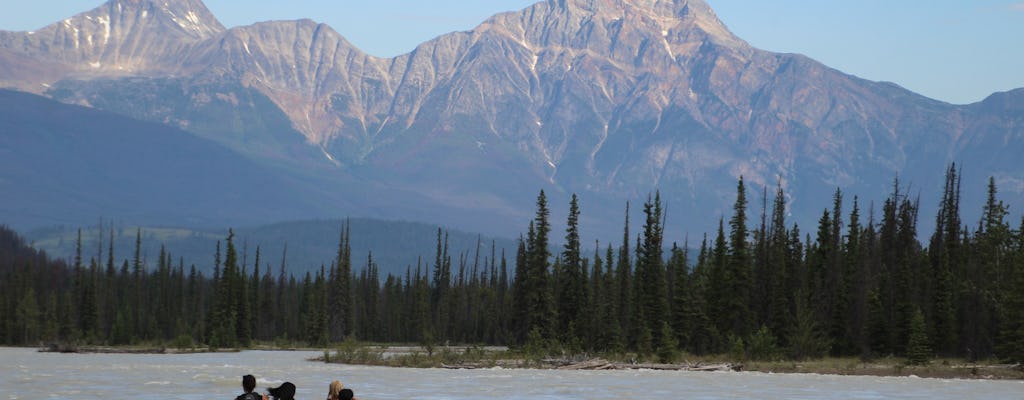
[2,347,1020,399]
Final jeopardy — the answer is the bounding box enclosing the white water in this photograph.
[1,347,1021,399]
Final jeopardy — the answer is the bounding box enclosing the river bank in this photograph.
[319,344,1024,380]
[33,342,1024,380]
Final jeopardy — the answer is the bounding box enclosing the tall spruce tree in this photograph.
[329,221,353,341]
[635,193,669,347]
[766,183,792,345]
[558,194,587,348]
[528,190,554,341]
[616,202,633,349]
[929,164,961,355]
[725,177,754,337]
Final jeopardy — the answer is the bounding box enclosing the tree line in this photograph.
[1,164,1022,363]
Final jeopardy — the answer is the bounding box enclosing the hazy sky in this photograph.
[2,0,1021,104]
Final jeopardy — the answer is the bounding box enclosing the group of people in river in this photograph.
[235,374,357,400]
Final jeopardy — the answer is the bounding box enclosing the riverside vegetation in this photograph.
[2,164,1023,379]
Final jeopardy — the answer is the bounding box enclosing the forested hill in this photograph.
[26,219,517,277]
[2,168,1023,365]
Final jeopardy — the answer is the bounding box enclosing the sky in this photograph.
[1,0,1021,104]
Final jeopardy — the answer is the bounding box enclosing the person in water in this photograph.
[340,388,356,400]
[327,380,343,400]
[236,375,265,400]
[267,382,296,400]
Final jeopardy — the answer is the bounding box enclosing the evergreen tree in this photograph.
[765,183,793,345]
[656,321,679,363]
[708,219,729,336]
[329,221,353,341]
[725,177,753,337]
[431,228,452,339]
[906,307,932,365]
[527,190,555,341]
[616,202,633,349]
[788,293,830,360]
[212,231,239,348]
[601,244,623,351]
[845,196,870,356]
[669,243,689,347]
[16,286,40,344]
[511,235,529,344]
[962,177,1008,360]
[680,235,715,354]
[236,263,252,347]
[928,164,961,355]
[558,194,587,348]
[635,193,669,347]
[995,216,1024,362]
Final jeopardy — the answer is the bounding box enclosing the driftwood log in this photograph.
[555,359,741,372]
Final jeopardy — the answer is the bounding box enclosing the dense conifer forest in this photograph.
[2,165,1023,363]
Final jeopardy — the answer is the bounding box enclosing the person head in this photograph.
[340,388,354,400]
[242,375,257,393]
[328,380,343,399]
[268,382,296,400]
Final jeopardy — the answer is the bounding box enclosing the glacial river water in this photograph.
[2,347,1021,399]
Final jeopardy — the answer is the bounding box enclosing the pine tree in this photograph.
[765,183,793,345]
[679,235,715,354]
[329,221,353,341]
[845,196,870,356]
[906,307,931,365]
[431,228,452,339]
[827,189,851,355]
[236,263,252,347]
[995,216,1024,362]
[725,177,753,337]
[709,219,729,336]
[669,243,689,347]
[16,287,40,344]
[616,202,633,349]
[558,194,587,348]
[511,235,529,345]
[635,193,669,347]
[528,190,554,341]
[929,164,960,355]
[656,321,679,363]
[601,244,623,352]
[788,294,830,360]
[212,230,239,348]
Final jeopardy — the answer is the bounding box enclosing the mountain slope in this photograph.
[0,89,343,228]
[1,0,1021,238]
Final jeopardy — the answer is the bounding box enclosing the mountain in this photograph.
[0,89,344,228]
[0,0,222,88]
[1,0,1021,240]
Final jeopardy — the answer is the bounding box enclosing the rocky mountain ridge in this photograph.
[1,0,1020,237]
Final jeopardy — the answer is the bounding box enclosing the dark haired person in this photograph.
[268,382,296,400]
[340,388,356,400]
[236,375,265,400]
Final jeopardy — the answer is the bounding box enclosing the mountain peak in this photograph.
[88,0,225,39]
[481,0,745,51]
[0,0,224,80]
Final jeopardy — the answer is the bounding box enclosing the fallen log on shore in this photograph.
[40,344,168,354]
[554,359,742,372]
[558,359,615,370]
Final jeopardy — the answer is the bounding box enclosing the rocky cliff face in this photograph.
[1,0,1020,236]
[0,0,222,89]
